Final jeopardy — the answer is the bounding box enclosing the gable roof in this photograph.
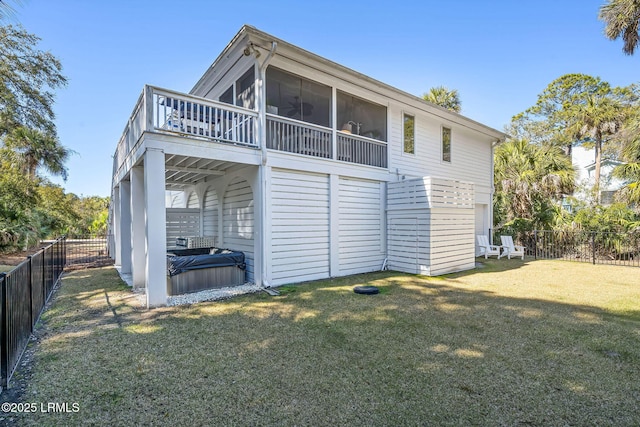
[191,25,507,141]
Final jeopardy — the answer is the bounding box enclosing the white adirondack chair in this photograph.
[476,235,502,259]
[500,235,526,260]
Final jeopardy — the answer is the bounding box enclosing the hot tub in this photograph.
[166,247,246,295]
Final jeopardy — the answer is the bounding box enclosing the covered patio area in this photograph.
[112,135,263,307]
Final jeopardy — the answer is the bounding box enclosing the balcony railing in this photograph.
[337,131,388,168]
[113,86,259,178]
[113,86,388,181]
[153,87,257,146]
[266,114,332,159]
[266,115,387,168]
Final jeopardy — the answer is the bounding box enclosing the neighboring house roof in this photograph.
[584,158,624,172]
[190,25,507,142]
[571,146,627,193]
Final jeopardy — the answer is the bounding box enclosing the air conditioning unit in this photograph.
[175,236,216,249]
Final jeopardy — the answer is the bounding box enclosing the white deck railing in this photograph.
[113,86,259,179]
[337,131,388,168]
[266,114,332,159]
[113,86,388,181]
[153,87,257,146]
[266,115,388,168]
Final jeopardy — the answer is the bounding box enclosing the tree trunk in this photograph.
[565,144,572,157]
[594,136,602,204]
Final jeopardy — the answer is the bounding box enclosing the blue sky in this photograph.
[10,0,640,197]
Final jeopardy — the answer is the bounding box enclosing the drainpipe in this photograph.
[490,138,502,236]
[259,42,277,165]
[258,41,277,288]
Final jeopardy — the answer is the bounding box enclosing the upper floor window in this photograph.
[218,66,255,109]
[266,66,331,127]
[219,86,233,105]
[236,67,255,109]
[337,91,387,141]
[442,126,451,162]
[403,114,415,154]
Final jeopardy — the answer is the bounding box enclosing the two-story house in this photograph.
[110,25,506,307]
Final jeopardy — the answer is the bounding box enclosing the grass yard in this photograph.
[6,259,640,426]
[0,265,15,273]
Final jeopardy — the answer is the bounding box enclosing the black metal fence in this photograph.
[49,235,113,269]
[0,237,66,390]
[491,229,640,267]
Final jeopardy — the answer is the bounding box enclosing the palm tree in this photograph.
[494,139,576,229]
[568,93,627,202]
[613,131,640,206]
[4,126,72,181]
[0,0,22,21]
[422,86,461,113]
[599,0,640,55]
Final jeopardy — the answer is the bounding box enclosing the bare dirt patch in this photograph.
[0,248,43,267]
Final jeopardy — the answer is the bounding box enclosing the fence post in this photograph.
[534,230,538,260]
[592,232,596,265]
[27,256,34,333]
[41,247,46,308]
[0,272,6,388]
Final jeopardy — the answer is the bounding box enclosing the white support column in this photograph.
[113,187,121,267]
[263,165,272,284]
[131,166,146,289]
[331,87,337,160]
[254,167,264,287]
[119,181,132,274]
[329,174,340,277]
[255,164,272,287]
[144,148,167,307]
[217,182,225,247]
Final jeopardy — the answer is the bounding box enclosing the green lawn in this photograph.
[8,259,640,426]
[0,265,15,273]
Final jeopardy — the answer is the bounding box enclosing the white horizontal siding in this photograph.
[388,105,492,187]
[388,177,474,210]
[429,209,475,275]
[203,187,219,243]
[387,214,428,275]
[223,177,253,282]
[166,208,200,248]
[386,176,476,276]
[187,192,199,209]
[271,169,330,285]
[338,178,385,275]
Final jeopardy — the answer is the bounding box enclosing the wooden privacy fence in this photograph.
[491,229,640,267]
[0,237,66,390]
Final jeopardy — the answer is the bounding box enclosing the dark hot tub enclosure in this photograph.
[166,248,246,295]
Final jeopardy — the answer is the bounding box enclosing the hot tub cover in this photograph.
[167,248,245,276]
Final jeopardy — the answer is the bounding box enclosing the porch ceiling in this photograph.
[164,155,235,190]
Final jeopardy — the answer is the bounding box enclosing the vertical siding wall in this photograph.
[387,177,475,276]
[223,177,254,282]
[270,169,330,285]
[338,178,385,275]
[203,187,219,243]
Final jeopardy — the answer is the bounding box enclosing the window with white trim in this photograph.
[403,114,415,154]
[442,126,451,162]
